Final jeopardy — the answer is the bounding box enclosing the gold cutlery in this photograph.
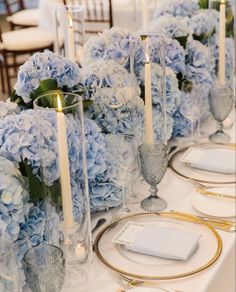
[113,272,182,292]
[196,188,235,201]
[170,210,236,232]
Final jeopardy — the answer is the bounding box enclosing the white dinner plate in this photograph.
[94,212,222,280]
[192,187,236,218]
[169,143,236,184]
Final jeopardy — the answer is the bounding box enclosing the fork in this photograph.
[112,272,182,292]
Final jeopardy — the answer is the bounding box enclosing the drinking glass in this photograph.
[139,142,168,212]
[180,81,202,144]
[12,231,32,289]
[208,85,234,143]
[0,237,21,292]
[23,244,65,292]
[107,133,140,213]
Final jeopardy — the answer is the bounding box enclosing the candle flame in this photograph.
[68,12,73,28]
[220,0,225,4]
[57,95,62,112]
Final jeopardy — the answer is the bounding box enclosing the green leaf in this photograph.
[19,161,61,205]
[175,35,188,49]
[31,79,58,100]
[35,89,65,109]
[198,0,209,9]
[83,99,94,111]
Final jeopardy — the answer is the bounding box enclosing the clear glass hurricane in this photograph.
[139,142,168,212]
[108,133,141,214]
[180,81,203,144]
[208,85,234,143]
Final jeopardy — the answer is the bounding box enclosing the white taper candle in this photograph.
[57,95,74,229]
[144,53,154,144]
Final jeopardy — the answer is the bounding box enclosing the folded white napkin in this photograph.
[190,148,235,174]
[125,225,200,261]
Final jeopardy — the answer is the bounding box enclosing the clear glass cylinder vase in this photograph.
[54,4,85,64]
[130,33,168,144]
[33,92,93,289]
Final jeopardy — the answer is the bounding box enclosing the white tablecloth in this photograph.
[63,112,235,292]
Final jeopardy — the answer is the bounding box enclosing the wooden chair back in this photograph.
[3,0,25,16]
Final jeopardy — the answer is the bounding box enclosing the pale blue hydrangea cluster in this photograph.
[0,157,31,242]
[132,34,186,76]
[154,0,199,18]
[89,182,122,212]
[82,60,144,138]
[211,36,235,82]
[190,9,219,43]
[81,60,137,92]
[148,15,192,39]
[84,27,134,69]
[87,87,144,137]
[185,40,213,86]
[0,101,20,119]
[14,51,81,103]
[172,109,192,137]
[0,109,113,217]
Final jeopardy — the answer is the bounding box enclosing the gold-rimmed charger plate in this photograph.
[94,212,222,280]
[169,143,235,184]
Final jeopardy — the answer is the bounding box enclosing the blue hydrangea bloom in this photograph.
[154,0,199,18]
[148,15,193,39]
[0,156,31,242]
[84,27,134,70]
[14,51,81,103]
[0,101,20,119]
[190,9,219,44]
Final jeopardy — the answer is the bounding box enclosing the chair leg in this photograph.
[0,60,6,94]
[3,53,12,96]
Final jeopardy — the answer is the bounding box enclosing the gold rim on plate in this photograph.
[168,142,236,185]
[94,211,222,280]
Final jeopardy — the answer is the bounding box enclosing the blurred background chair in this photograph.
[3,0,39,30]
[82,0,113,35]
[65,0,113,40]
[0,24,53,94]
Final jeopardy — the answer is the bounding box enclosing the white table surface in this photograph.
[62,111,236,292]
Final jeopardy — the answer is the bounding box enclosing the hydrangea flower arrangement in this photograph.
[11,51,82,108]
[190,9,219,44]
[148,15,193,40]
[0,157,31,242]
[154,0,199,19]
[0,107,118,217]
[0,101,20,119]
[84,27,134,69]
[81,60,144,138]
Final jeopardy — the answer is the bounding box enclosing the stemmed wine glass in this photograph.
[139,142,168,212]
[208,84,234,143]
[180,81,203,144]
[107,133,140,214]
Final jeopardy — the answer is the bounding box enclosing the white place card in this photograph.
[180,148,207,164]
[112,222,145,246]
